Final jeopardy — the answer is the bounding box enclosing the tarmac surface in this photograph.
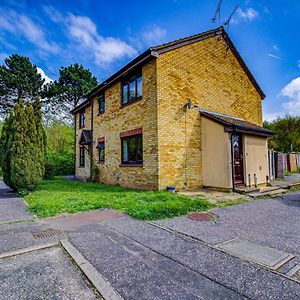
[1,180,300,299]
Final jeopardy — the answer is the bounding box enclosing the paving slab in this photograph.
[0,246,97,300]
[217,238,294,269]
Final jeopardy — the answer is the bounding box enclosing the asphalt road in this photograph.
[0,180,300,299]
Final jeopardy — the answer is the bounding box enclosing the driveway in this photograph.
[0,180,300,299]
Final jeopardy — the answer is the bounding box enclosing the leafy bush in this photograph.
[46,151,74,176]
[44,162,56,180]
[45,121,74,177]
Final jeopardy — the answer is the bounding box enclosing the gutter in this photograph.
[90,98,94,181]
[230,133,236,193]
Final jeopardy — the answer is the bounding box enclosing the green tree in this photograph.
[0,54,44,117]
[43,63,98,120]
[0,112,14,186]
[0,99,45,192]
[264,115,300,152]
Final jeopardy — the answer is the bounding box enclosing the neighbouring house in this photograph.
[71,26,274,191]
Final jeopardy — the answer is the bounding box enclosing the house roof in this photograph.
[72,26,265,114]
[79,130,93,145]
[199,109,275,137]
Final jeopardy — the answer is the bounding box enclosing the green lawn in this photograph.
[24,178,215,220]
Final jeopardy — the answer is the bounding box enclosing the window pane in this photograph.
[97,142,105,161]
[99,95,105,113]
[137,135,143,161]
[80,112,85,127]
[129,137,136,161]
[122,139,128,162]
[99,149,105,161]
[137,76,142,98]
[129,80,136,101]
[122,84,128,104]
[80,148,85,166]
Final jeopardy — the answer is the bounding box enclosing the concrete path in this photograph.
[0,181,34,224]
[271,173,300,188]
[1,179,300,299]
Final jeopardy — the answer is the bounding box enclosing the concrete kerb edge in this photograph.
[60,239,124,300]
[0,242,58,259]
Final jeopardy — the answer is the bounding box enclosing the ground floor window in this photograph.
[79,147,85,166]
[97,141,105,162]
[121,133,143,164]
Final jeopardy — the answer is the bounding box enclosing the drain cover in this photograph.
[188,212,214,221]
[32,229,63,239]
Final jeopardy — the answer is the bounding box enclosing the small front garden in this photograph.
[24,177,216,220]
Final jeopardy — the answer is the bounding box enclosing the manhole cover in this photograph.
[188,212,214,221]
[32,229,63,239]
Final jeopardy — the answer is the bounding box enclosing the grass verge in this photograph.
[24,177,216,220]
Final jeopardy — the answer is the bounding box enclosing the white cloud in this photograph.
[237,7,259,21]
[0,9,59,53]
[67,14,137,66]
[42,5,64,23]
[142,24,167,45]
[37,67,53,84]
[267,53,283,61]
[263,112,282,122]
[281,77,300,115]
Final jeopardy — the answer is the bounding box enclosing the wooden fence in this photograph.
[268,151,300,179]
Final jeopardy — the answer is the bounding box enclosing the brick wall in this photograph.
[156,35,263,190]
[91,59,159,190]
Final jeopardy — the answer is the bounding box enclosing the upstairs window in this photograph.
[121,74,142,105]
[98,94,105,114]
[79,110,85,128]
[96,141,105,162]
[79,147,85,166]
[121,133,143,165]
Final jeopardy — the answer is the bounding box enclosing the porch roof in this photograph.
[199,109,275,137]
[79,130,93,145]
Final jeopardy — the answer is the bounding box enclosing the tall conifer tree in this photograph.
[0,98,46,191]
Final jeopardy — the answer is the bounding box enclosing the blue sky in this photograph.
[0,0,299,120]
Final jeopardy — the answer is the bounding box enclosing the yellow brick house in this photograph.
[72,27,274,191]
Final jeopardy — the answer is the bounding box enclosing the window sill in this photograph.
[120,96,142,108]
[78,166,85,168]
[119,164,143,167]
[97,161,105,164]
[97,112,105,116]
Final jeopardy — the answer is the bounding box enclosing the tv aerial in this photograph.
[211,0,223,25]
[223,5,239,31]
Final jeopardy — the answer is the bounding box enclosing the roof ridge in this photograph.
[150,26,223,51]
